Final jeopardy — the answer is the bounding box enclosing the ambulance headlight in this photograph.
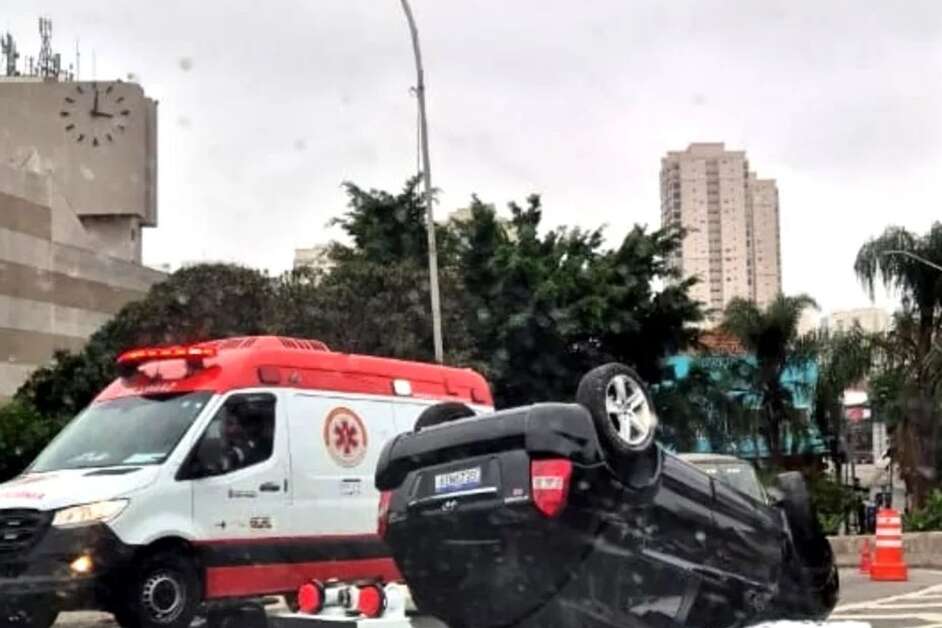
[52,499,129,528]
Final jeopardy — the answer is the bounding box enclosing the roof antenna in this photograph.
[1,32,19,76]
[37,17,61,79]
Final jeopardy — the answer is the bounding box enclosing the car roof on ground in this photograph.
[678,453,748,465]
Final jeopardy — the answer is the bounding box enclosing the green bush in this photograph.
[808,475,856,535]
[904,490,942,531]
[0,401,65,482]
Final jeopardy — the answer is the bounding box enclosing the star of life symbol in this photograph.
[324,407,368,468]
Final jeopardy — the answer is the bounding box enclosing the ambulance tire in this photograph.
[122,552,200,628]
[414,402,475,432]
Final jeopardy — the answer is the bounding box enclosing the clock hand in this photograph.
[92,89,100,114]
[92,111,114,118]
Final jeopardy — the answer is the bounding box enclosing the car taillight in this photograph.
[531,458,572,518]
[377,490,392,537]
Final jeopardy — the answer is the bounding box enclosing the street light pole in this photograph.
[882,249,942,273]
[400,0,444,363]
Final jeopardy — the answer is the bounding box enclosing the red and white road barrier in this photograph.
[871,508,908,581]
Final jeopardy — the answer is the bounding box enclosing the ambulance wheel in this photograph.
[0,599,58,628]
[414,402,475,431]
[123,552,200,628]
[577,363,658,458]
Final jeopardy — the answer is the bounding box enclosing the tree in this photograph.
[271,260,474,364]
[0,400,66,481]
[653,363,752,453]
[329,176,455,266]
[451,195,705,406]
[855,224,942,507]
[812,326,874,481]
[326,183,705,406]
[721,294,818,466]
[16,264,276,418]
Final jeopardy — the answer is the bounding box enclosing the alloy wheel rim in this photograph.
[605,374,656,447]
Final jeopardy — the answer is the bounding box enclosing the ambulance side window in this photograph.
[187,393,276,478]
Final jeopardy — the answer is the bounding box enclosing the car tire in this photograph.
[0,600,58,628]
[414,402,475,432]
[122,552,201,628]
[776,472,828,552]
[576,363,658,459]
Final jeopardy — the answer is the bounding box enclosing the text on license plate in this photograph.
[434,467,482,493]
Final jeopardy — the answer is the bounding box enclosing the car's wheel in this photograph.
[576,363,658,458]
[776,472,828,553]
[771,472,839,620]
[414,402,475,432]
[122,552,200,628]
[0,600,58,628]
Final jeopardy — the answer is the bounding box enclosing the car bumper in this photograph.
[0,521,135,609]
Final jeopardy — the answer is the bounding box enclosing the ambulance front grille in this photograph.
[0,510,49,556]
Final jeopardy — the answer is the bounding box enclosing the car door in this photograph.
[285,393,399,536]
[648,454,716,569]
[188,391,290,539]
[711,477,781,584]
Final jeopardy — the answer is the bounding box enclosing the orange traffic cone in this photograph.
[858,538,872,574]
[870,507,908,581]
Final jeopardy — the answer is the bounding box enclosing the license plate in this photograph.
[434,467,482,494]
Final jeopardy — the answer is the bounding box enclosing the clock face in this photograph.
[59,83,132,147]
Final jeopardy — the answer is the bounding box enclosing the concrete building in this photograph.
[797,306,823,336]
[826,307,891,335]
[660,143,782,321]
[0,78,164,400]
[293,245,332,273]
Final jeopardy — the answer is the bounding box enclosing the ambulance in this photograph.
[0,336,492,628]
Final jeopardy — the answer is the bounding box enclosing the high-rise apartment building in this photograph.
[660,143,782,320]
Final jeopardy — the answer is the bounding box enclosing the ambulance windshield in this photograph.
[29,392,212,472]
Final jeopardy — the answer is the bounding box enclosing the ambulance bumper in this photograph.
[0,521,135,609]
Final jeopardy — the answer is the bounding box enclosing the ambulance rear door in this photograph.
[285,392,399,535]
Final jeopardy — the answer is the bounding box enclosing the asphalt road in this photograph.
[826,568,942,628]
[56,569,942,628]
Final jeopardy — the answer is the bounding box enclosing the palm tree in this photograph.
[812,326,874,483]
[721,294,818,467]
[855,223,942,507]
[653,364,752,453]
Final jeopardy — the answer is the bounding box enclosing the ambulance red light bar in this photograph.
[116,345,217,367]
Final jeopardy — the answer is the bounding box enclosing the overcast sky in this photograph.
[7,1,942,314]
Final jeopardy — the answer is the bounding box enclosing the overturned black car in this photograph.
[375,364,838,628]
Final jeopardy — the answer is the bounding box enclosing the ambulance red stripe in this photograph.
[204,558,402,598]
[195,534,389,567]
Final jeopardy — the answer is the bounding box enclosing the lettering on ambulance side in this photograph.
[323,407,368,468]
[340,478,362,496]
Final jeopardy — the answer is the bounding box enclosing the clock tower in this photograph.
[0,78,157,263]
